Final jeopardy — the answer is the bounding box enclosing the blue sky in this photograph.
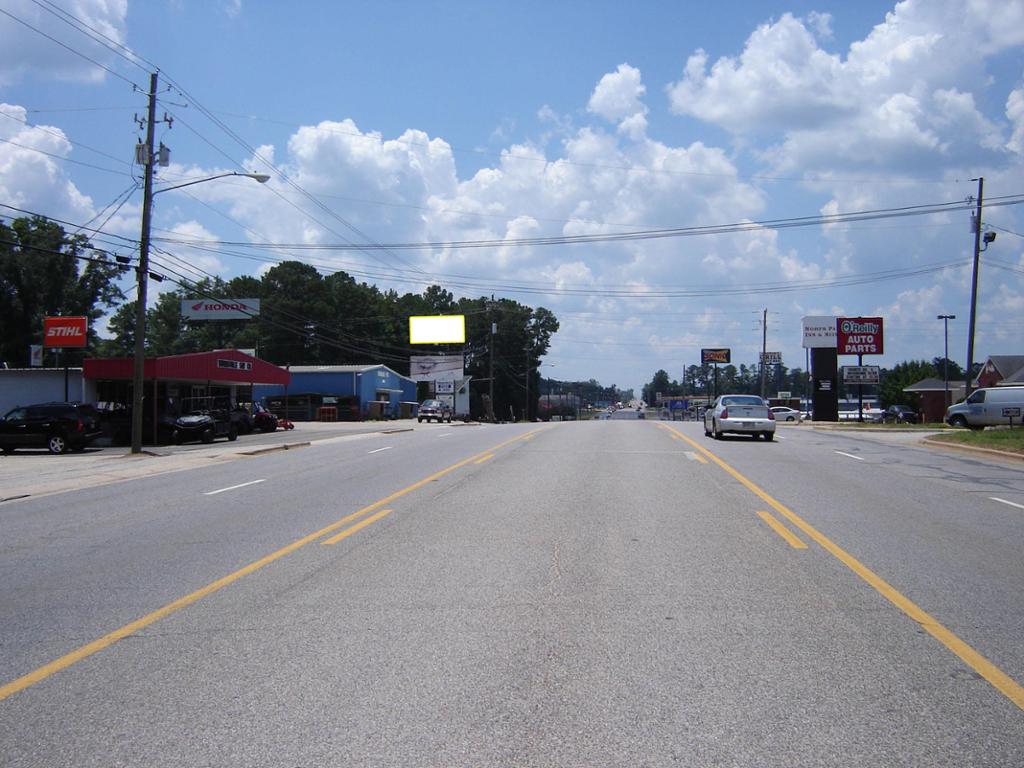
[2,0,1023,394]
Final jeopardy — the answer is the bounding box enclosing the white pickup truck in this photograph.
[704,395,776,441]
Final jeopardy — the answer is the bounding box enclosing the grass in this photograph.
[927,427,1024,455]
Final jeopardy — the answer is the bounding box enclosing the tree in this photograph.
[879,360,937,408]
[0,216,123,367]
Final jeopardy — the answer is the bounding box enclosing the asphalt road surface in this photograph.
[1,420,1022,766]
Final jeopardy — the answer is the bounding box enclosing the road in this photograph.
[1,420,1022,766]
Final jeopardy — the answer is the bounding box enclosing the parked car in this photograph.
[704,395,776,441]
[946,386,1024,429]
[252,402,279,432]
[769,406,802,422]
[171,409,237,444]
[418,399,453,423]
[881,404,918,424]
[0,402,103,454]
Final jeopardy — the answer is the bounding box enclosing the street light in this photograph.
[130,170,269,453]
[938,314,956,408]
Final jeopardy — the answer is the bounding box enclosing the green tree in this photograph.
[879,360,938,408]
[0,216,123,366]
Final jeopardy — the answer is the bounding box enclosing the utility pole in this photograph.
[760,307,768,399]
[938,314,956,408]
[131,72,159,454]
[965,177,984,398]
[488,297,495,423]
[524,344,529,422]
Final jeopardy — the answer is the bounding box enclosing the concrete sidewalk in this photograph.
[0,419,476,503]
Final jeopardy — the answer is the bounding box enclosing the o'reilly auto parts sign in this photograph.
[836,316,884,355]
[181,299,260,321]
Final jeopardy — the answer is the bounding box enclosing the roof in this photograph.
[84,349,290,386]
[975,355,1024,386]
[903,378,967,392]
[999,367,1024,385]
[288,365,379,374]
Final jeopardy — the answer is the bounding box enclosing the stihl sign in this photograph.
[43,316,88,348]
[836,316,884,355]
[180,298,260,320]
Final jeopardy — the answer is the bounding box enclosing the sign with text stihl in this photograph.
[43,316,87,348]
[836,316,884,355]
[701,348,731,365]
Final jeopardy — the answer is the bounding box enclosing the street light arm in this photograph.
[153,171,270,196]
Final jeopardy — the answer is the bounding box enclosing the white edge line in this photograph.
[204,478,267,496]
[990,497,1024,511]
[368,446,393,454]
[834,450,865,461]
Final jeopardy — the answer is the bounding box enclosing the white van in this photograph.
[945,386,1024,429]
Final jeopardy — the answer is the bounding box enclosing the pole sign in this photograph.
[43,316,88,348]
[842,365,881,384]
[181,299,260,321]
[802,316,837,348]
[701,348,731,365]
[836,316,884,355]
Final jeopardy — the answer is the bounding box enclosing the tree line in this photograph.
[2,216,562,420]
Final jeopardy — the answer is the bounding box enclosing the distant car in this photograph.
[881,404,918,424]
[0,402,103,454]
[704,395,776,441]
[418,399,453,423]
[769,406,802,422]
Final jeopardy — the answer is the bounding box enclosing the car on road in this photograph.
[704,395,776,441]
[418,399,453,423]
[881,404,919,424]
[769,406,802,422]
[0,402,103,454]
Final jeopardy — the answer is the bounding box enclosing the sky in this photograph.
[1,0,1023,394]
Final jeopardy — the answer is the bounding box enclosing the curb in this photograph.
[922,435,1024,463]
[239,441,312,456]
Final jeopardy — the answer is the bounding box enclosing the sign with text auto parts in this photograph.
[181,299,260,320]
[43,316,87,348]
[701,348,731,365]
[836,317,884,355]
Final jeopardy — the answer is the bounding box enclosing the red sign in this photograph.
[836,316,883,355]
[43,316,88,348]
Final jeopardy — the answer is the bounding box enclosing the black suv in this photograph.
[881,404,919,424]
[0,402,103,454]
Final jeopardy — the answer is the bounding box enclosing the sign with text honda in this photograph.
[836,316,884,355]
[181,298,260,321]
[43,316,87,348]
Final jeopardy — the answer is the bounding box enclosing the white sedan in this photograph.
[769,406,802,422]
[704,395,776,441]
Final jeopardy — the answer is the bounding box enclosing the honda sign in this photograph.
[181,299,260,321]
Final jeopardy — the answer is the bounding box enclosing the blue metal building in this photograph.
[253,364,418,421]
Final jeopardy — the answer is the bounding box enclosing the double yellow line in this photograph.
[0,427,543,703]
[658,422,1024,711]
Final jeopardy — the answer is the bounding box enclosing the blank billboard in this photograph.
[409,315,466,344]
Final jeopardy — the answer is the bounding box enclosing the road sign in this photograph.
[842,365,880,384]
[43,316,87,348]
[836,317,884,355]
[760,351,781,365]
[777,391,792,399]
[701,348,731,364]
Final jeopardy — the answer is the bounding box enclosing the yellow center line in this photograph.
[0,426,546,703]
[658,422,1024,711]
[321,508,393,546]
[757,511,808,549]
[474,454,495,464]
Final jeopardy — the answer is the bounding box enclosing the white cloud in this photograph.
[0,103,94,222]
[588,64,647,124]
[1008,85,1024,154]
[0,0,128,87]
